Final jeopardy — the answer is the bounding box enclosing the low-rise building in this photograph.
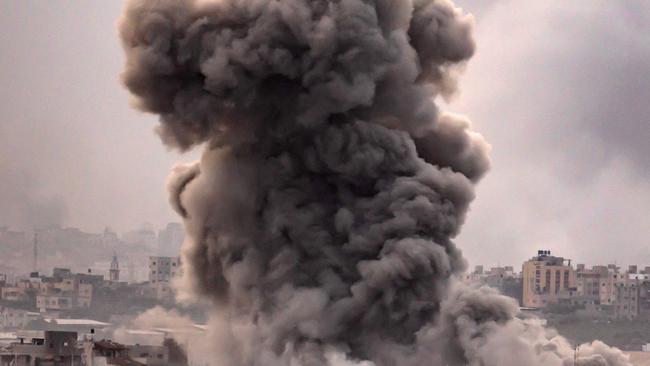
[0,307,39,330]
[36,294,74,313]
[82,339,145,366]
[1,286,27,302]
[42,318,111,339]
[462,265,522,305]
[0,330,81,366]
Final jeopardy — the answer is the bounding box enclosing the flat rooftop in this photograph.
[44,319,111,326]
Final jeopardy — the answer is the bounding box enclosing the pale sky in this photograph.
[1,1,649,268]
[0,1,195,234]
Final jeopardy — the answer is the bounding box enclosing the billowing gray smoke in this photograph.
[119,0,631,365]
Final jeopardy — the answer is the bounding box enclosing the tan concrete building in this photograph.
[30,270,96,311]
[590,265,618,305]
[0,286,27,302]
[576,271,600,298]
[522,250,576,308]
[76,283,93,308]
[36,294,74,313]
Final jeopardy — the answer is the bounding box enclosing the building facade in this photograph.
[575,269,601,304]
[36,294,73,313]
[522,250,576,308]
[149,256,181,300]
[614,279,640,320]
[0,307,39,329]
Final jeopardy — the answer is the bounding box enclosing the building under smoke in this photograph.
[119,0,632,365]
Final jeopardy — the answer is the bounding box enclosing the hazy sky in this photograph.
[0,2,196,234]
[1,1,648,267]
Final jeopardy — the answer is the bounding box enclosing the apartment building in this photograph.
[149,256,181,300]
[36,294,73,313]
[575,268,601,303]
[522,250,576,308]
[614,277,640,320]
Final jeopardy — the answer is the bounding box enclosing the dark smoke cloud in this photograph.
[120,0,630,365]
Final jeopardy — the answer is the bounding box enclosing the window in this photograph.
[563,271,569,289]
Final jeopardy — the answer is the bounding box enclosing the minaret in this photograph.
[109,253,120,282]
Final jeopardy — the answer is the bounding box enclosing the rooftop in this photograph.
[44,319,111,327]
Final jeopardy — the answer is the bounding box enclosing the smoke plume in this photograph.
[119,0,631,364]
